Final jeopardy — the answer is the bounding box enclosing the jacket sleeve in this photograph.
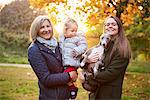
[73,35,87,55]
[87,50,129,84]
[28,44,70,88]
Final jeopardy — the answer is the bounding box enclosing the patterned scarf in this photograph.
[37,36,58,53]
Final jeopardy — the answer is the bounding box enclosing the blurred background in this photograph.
[0,0,149,99]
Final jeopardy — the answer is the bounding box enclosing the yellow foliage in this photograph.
[29,0,65,8]
[137,54,147,62]
[29,0,146,28]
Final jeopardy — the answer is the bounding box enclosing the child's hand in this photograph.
[67,82,74,86]
[72,50,78,58]
[69,71,78,82]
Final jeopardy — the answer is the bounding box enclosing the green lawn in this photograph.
[0,66,150,100]
[0,55,28,64]
[127,61,150,73]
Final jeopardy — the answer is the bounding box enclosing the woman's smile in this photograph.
[38,20,53,40]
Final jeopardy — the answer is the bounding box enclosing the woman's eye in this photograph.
[40,26,44,29]
[112,23,117,26]
[105,23,109,26]
[47,25,50,27]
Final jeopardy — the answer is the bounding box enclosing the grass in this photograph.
[0,46,28,64]
[0,55,28,64]
[0,66,150,100]
[122,72,150,100]
[127,61,150,73]
[0,66,38,100]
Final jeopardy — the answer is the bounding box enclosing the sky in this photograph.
[0,0,13,5]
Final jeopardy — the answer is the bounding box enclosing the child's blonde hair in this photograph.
[63,18,78,34]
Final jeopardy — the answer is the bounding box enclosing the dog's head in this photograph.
[99,33,111,48]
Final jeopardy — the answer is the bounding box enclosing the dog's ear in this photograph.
[99,33,105,44]
[97,41,101,46]
[100,33,105,39]
[98,36,101,46]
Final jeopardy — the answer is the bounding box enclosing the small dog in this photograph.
[81,33,111,76]
[80,33,111,91]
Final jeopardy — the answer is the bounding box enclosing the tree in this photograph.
[0,0,45,33]
[29,0,150,28]
[29,0,65,9]
[0,0,46,50]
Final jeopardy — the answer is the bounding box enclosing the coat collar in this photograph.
[35,40,62,62]
[35,40,53,54]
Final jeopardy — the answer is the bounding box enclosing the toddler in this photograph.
[59,18,87,99]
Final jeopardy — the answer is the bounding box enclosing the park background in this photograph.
[0,0,149,99]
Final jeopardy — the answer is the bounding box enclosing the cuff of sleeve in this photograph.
[67,72,72,82]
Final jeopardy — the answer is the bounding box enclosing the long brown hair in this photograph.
[104,15,131,59]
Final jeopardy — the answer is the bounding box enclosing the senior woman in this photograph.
[28,15,78,100]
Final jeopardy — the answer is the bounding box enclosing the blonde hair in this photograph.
[29,15,53,42]
[63,18,78,34]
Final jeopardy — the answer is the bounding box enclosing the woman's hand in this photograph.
[69,71,78,82]
[87,52,99,63]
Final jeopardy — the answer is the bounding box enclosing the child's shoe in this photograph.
[70,87,78,99]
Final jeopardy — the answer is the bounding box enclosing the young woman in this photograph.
[82,15,132,99]
[28,15,78,100]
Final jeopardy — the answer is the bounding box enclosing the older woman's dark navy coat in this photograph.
[28,40,70,100]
